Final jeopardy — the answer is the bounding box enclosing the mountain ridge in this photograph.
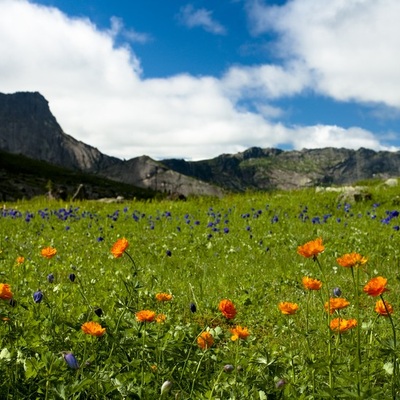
[1,91,400,199]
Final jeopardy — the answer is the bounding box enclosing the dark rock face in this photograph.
[0,92,120,172]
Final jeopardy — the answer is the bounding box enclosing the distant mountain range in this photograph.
[1,91,400,200]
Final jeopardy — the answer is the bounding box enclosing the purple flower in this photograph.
[68,273,76,282]
[276,379,286,389]
[47,273,55,283]
[333,287,342,297]
[33,290,43,303]
[63,352,79,369]
[94,307,103,317]
[190,302,197,313]
[166,250,172,257]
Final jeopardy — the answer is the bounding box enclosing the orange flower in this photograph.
[155,292,173,302]
[41,246,57,259]
[218,299,237,319]
[136,310,156,322]
[324,298,350,314]
[297,238,324,258]
[302,276,322,290]
[111,238,129,258]
[0,284,13,300]
[278,302,299,315]
[330,318,357,333]
[336,253,367,268]
[197,331,214,349]
[230,325,250,341]
[16,256,25,264]
[363,276,389,297]
[155,313,167,323]
[375,299,394,316]
[81,321,106,337]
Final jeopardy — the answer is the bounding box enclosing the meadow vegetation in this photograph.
[1,183,400,399]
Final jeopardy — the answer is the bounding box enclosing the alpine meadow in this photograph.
[1,182,400,399]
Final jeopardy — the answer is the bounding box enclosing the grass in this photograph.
[0,183,400,398]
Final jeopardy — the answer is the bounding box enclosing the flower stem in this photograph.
[351,266,361,398]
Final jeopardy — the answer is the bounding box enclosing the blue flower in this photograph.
[47,273,55,283]
[166,250,172,257]
[68,273,76,282]
[333,287,342,297]
[63,352,79,369]
[33,290,43,303]
[190,302,197,313]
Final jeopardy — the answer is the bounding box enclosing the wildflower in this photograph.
[68,273,76,282]
[278,302,299,315]
[302,276,322,290]
[297,237,324,258]
[324,298,350,314]
[47,273,55,283]
[41,246,57,259]
[155,292,173,302]
[363,276,389,297]
[333,287,342,297]
[224,364,234,373]
[136,310,156,322]
[276,379,287,389]
[16,256,24,264]
[190,302,197,313]
[0,284,13,300]
[218,299,237,319]
[197,331,214,349]
[160,380,172,395]
[375,299,394,316]
[33,290,43,303]
[336,253,367,268]
[156,313,166,323]
[166,250,172,257]
[63,352,79,369]
[330,317,357,333]
[110,238,129,258]
[94,307,103,317]
[81,321,106,337]
[230,325,250,341]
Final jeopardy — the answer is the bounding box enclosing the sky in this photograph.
[1,0,400,161]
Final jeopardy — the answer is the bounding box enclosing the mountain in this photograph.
[1,91,400,200]
[0,92,224,199]
[162,146,400,191]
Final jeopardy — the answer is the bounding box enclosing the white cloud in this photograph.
[109,16,152,44]
[0,0,397,162]
[177,4,227,35]
[247,0,400,108]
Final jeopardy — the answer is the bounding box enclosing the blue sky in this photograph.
[0,0,399,160]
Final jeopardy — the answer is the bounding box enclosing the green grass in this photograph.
[0,183,400,398]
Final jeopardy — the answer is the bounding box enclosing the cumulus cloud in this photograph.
[0,0,397,161]
[177,4,227,35]
[247,0,400,108]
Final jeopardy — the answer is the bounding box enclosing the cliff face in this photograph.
[0,92,120,172]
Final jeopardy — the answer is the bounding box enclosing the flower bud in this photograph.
[223,364,234,373]
[160,380,172,395]
[33,290,43,303]
[63,352,79,369]
[68,273,76,282]
[47,273,54,283]
[190,302,197,313]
